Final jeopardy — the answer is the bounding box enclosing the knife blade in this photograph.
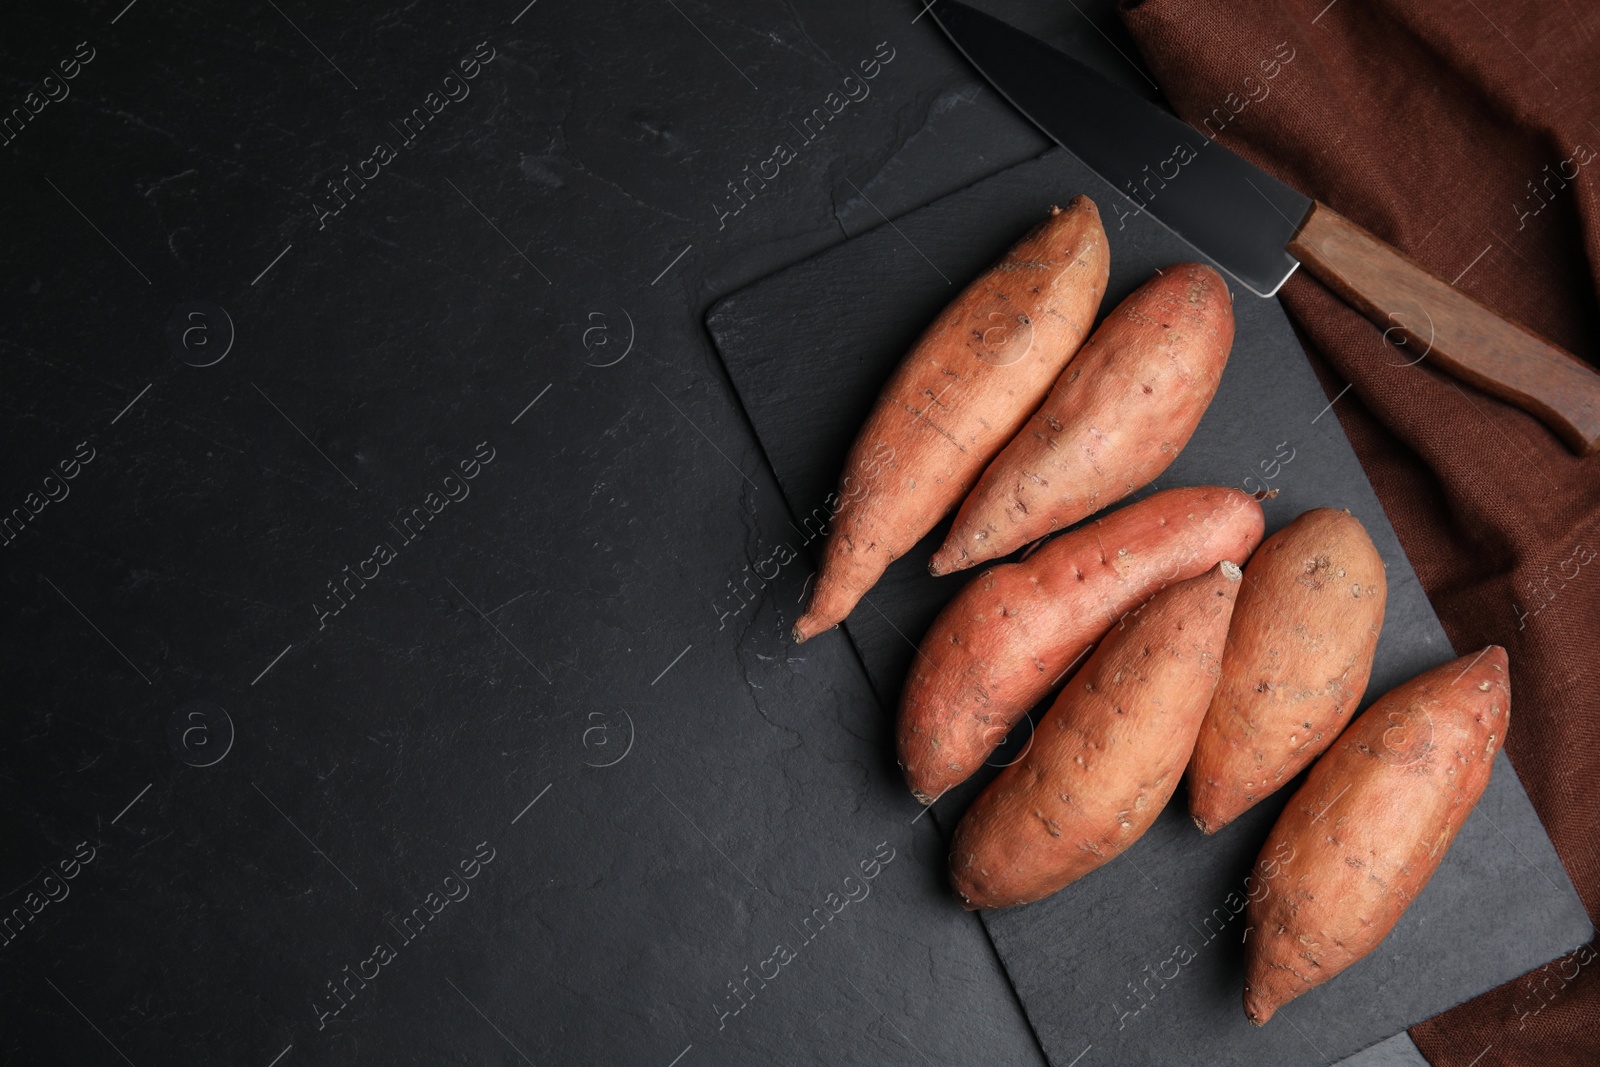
[930,0,1600,455]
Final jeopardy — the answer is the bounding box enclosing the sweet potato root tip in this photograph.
[927,543,974,575]
[934,262,1234,571]
[1235,985,1273,1023]
[1240,646,1509,1022]
[900,486,1265,803]
[1188,508,1387,832]
[791,616,833,644]
[795,198,1110,636]
[946,560,1243,909]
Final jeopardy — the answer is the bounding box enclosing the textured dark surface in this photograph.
[0,1,1574,1065]
[0,1,1120,1065]
[705,147,1592,1065]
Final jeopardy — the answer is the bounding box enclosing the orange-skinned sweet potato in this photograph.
[1242,647,1511,1025]
[898,485,1264,804]
[949,561,1243,909]
[792,197,1110,642]
[1188,508,1387,833]
[931,263,1233,575]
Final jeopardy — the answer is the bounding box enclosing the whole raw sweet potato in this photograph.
[1188,508,1387,833]
[792,197,1110,642]
[949,560,1243,909]
[898,485,1264,804]
[1242,647,1511,1025]
[931,263,1233,575]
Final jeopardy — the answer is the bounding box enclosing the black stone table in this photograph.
[2,1,1570,1065]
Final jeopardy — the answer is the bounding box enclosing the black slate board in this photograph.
[706,148,1592,1066]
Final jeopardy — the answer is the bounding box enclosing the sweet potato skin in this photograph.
[792,197,1110,642]
[949,561,1243,909]
[1188,508,1387,833]
[1242,647,1510,1025]
[931,263,1234,575]
[898,485,1264,804]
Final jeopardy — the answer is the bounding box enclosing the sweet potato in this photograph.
[792,197,1110,642]
[949,561,1243,909]
[898,485,1264,804]
[1188,508,1387,833]
[930,263,1233,575]
[1241,647,1510,1025]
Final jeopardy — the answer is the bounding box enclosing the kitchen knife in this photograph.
[929,0,1600,455]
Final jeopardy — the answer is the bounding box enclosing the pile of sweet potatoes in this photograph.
[790,196,1512,1026]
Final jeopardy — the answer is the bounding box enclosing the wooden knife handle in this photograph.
[1287,200,1600,455]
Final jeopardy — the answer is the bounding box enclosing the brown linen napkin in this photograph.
[1118,0,1600,1061]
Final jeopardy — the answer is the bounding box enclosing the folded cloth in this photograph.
[1118,1,1600,1061]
